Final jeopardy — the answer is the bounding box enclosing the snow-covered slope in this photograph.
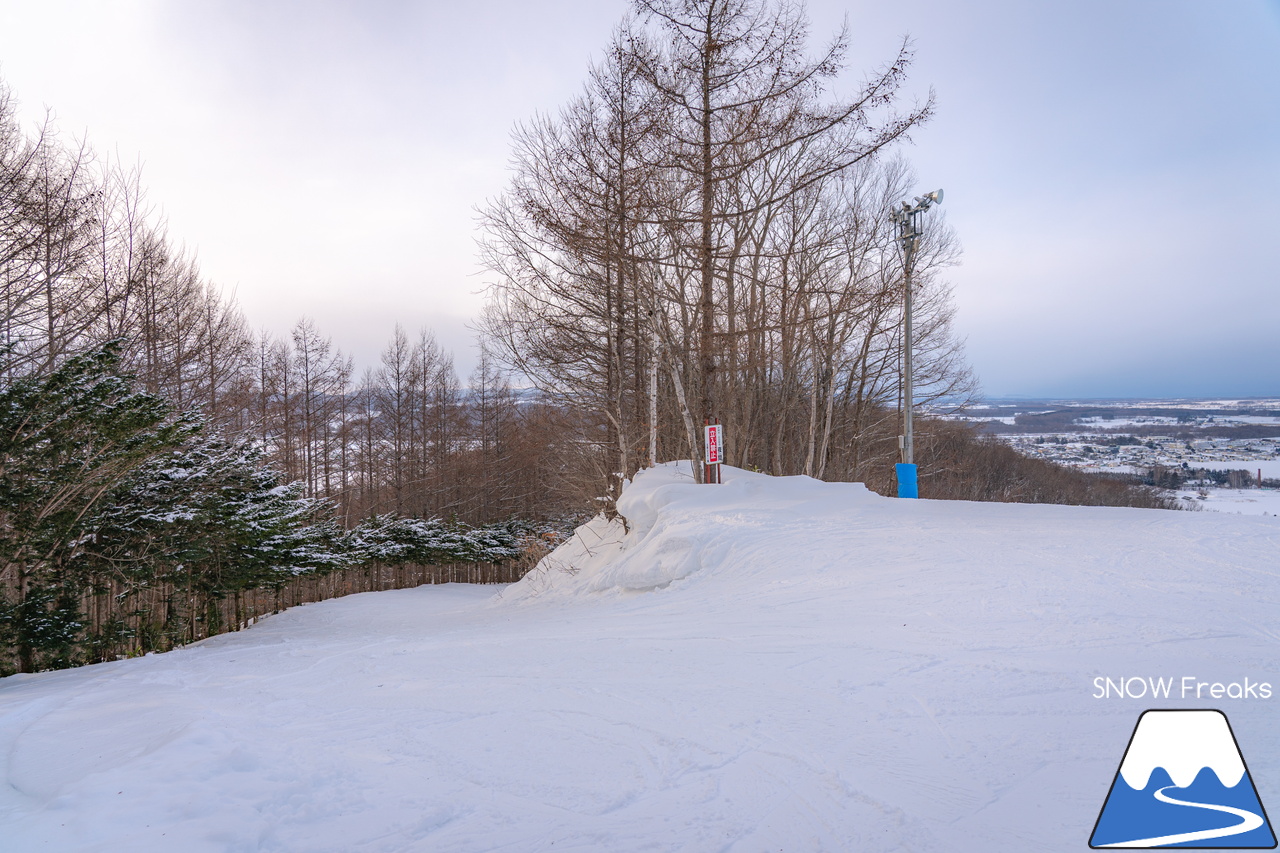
[2,463,1279,852]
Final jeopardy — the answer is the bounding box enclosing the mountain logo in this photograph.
[1090,709,1276,848]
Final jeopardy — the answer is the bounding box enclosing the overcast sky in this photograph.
[1,0,1277,399]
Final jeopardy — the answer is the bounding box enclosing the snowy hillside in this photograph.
[2,463,1279,851]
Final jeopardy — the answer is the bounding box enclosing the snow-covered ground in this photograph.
[3,463,1280,851]
[1178,487,1280,517]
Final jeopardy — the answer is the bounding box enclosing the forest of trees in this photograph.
[0,78,578,673]
[0,76,583,526]
[479,0,976,500]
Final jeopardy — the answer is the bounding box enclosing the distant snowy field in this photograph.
[3,464,1280,852]
[1179,487,1280,517]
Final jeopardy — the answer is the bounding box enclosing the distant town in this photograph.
[947,399,1280,515]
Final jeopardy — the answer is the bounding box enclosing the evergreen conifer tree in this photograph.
[0,341,195,671]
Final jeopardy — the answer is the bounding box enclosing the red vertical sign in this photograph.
[704,423,721,465]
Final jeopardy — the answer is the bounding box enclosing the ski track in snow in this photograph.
[1,464,1279,851]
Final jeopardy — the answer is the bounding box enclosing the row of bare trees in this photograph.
[0,80,581,527]
[0,83,259,422]
[256,321,575,525]
[479,0,977,501]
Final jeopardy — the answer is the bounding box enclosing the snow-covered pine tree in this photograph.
[0,341,197,672]
[345,513,521,567]
[74,433,350,653]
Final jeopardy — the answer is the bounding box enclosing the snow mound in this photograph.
[502,461,875,599]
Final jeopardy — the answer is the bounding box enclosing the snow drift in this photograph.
[502,461,874,599]
[2,463,1279,851]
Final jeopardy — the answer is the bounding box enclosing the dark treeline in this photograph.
[909,421,1179,509]
[1100,425,1280,440]
[0,81,581,674]
[0,338,549,673]
[1140,466,1274,491]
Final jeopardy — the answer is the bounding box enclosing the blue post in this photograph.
[895,463,918,499]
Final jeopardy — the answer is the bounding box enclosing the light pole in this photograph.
[890,188,943,499]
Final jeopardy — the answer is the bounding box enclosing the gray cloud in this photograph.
[0,0,1275,396]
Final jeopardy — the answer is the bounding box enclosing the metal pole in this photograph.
[902,230,915,466]
[891,189,941,499]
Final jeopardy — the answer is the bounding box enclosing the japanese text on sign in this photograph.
[705,423,722,465]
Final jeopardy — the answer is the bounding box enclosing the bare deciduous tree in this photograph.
[479,0,971,501]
